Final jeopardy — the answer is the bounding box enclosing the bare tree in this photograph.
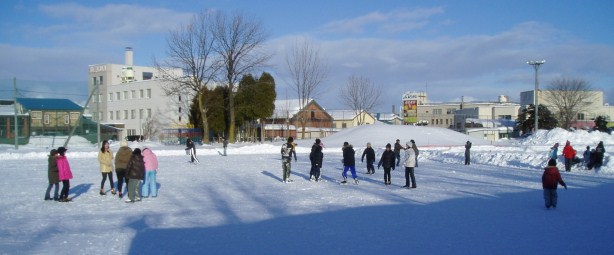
[543,77,596,129]
[285,38,328,139]
[212,11,270,143]
[154,11,219,143]
[339,75,382,125]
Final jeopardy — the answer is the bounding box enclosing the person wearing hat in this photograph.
[44,149,60,201]
[114,140,132,198]
[361,142,375,174]
[542,159,567,209]
[309,138,324,181]
[341,142,358,184]
[403,141,417,188]
[56,147,73,202]
[393,139,403,167]
[125,148,145,202]
[378,143,396,185]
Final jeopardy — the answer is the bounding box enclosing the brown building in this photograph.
[264,99,334,140]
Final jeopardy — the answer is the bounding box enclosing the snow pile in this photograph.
[515,128,613,147]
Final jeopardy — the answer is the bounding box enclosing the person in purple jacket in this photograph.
[141,148,159,198]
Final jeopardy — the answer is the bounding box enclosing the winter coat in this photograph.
[394,142,403,154]
[542,166,566,189]
[309,144,324,168]
[378,150,396,169]
[342,145,355,167]
[361,147,375,163]
[583,149,591,163]
[114,146,133,171]
[594,142,605,165]
[48,154,59,184]
[281,142,297,161]
[57,155,73,181]
[403,148,416,168]
[142,148,159,171]
[549,147,558,160]
[465,142,472,155]
[126,154,145,180]
[562,143,576,159]
[411,143,419,156]
[98,150,113,173]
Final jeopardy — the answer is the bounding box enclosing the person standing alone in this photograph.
[464,141,472,165]
[542,159,567,209]
[281,137,297,183]
[361,142,375,174]
[562,141,576,172]
[403,141,417,189]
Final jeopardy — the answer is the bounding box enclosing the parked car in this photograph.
[125,135,145,142]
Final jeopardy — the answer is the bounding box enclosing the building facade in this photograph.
[87,47,188,140]
[520,90,614,129]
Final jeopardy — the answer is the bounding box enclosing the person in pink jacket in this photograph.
[141,148,159,198]
[56,147,73,202]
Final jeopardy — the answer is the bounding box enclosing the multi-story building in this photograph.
[520,90,614,129]
[87,47,187,140]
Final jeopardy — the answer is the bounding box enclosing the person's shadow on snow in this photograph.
[69,183,93,200]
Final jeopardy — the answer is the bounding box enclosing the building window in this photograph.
[31,111,42,119]
[123,91,128,100]
[124,110,128,120]
[99,76,103,84]
[179,107,182,113]
[140,89,144,98]
[342,123,347,128]
[131,90,136,99]
[147,109,151,118]
[311,111,315,119]
[146,89,151,98]
[92,77,97,86]
[179,95,182,101]
[143,72,153,80]
[446,108,456,114]
[131,110,136,119]
[64,114,70,125]
[43,114,50,125]
[433,109,442,115]
[179,116,182,122]
[116,92,121,100]
[139,109,144,119]
[109,111,114,120]
[577,113,585,120]
[108,93,113,101]
[116,111,120,120]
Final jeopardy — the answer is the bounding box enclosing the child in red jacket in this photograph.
[542,159,567,209]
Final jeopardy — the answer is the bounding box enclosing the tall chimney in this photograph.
[125,47,133,66]
[392,105,396,114]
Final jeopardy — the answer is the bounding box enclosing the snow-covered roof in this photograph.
[271,99,313,118]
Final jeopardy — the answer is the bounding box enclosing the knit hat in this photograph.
[547,159,556,166]
[315,138,321,144]
[386,143,391,148]
[57,147,68,154]
[50,149,58,156]
[287,137,294,143]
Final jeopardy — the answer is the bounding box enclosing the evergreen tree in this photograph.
[516,104,558,133]
[594,116,610,133]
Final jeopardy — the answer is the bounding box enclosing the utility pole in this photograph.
[13,78,18,149]
[527,60,545,132]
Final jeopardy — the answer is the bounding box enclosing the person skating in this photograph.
[410,139,419,167]
[309,138,324,182]
[141,148,159,198]
[125,148,145,203]
[361,142,375,174]
[378,143,396,185]
[114,141,132,198]
[341,142,358,184]
[393,139,403,167]
[44,149,60,201]
[280,137,297,183]
[549,143,559,162]
[186,138,199,164]
[98,140,115,195]
[57,147,73,202]
[542,159,567,209]
[464,141,472,165]
[562,141,576,172]
[403,141,417,189]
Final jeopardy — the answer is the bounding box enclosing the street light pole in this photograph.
[527,60,545,132]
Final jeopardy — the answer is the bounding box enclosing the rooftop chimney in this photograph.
[125,47,133,66]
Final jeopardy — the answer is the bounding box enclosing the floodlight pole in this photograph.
[527,60,545,132]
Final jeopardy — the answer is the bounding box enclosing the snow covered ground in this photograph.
[0,125,612,254]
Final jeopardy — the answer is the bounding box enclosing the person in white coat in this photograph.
[403,141,417,189]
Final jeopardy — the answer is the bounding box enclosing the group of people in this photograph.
[280,137,420,188]
[549,140,606,172]
[44,140,159,203]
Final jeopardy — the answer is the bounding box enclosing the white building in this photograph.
[87,47,188,140]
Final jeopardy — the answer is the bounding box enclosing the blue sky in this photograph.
[1,0,613,111]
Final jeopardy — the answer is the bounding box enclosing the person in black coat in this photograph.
[464,141,472,165]
[378,143,396,185]
[361,142,376,174]
[309,138,324,181]
[125,148,145,203]
[342,142,358,184]
[593,141,605,170]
